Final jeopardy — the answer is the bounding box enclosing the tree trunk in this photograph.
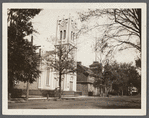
[122,89,123,96]
[26,80,29,101]
[137,9,141,50]
[100,85,102,97]
[59,71,61,99]
[105,86,108,97]
[8,80,13,100]
[58,44,62,99]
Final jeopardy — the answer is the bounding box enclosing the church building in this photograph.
[12,16,77,97]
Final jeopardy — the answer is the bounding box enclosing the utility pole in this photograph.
[95,37,97,61]
[26,36,33,101]
[26,79,29,101]
[26,36,41,101]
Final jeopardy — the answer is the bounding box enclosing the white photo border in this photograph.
[2,3,147,115]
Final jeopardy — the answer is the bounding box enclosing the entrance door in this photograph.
[61,80,65,90]
[69,81,73,91]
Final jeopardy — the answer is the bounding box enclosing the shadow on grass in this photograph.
[96,105,141,109]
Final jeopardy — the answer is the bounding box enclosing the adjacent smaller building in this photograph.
[76,62,103,96]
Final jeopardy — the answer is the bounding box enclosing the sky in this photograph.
[31,9,139,67]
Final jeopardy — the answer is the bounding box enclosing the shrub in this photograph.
[108,91,118,95]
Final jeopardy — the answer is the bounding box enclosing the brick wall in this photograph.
[11,89,55,98]
[77,83,88,95]
[77,72,87,82]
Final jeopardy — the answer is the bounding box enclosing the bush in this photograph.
[88,92,93,96]
[74,91,82,96]
[11,89,55,98]
[41,90,54,97]
[11,89,24,98]
[108,91,118,95]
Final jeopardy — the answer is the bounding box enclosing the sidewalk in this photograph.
[8,95,105,103]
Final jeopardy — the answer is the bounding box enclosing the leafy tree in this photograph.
[113,63,130,96]
[79,9,141,64]
[94,61,140,96]
[127,66,141,93]
[43,43,77,98]
[102,63,115,96]
[93,78,103,88]
[8,9,42,99]
[114,62,140,95]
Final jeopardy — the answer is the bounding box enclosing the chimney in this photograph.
[31,35,33,45]
[93,61,99,64]
[77,62,82,65]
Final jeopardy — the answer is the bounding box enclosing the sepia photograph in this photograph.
[2,3,146,115]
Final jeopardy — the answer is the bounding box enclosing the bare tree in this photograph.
[78,9,141,63]
[43,43,77,98]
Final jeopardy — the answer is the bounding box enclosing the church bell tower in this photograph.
[54,16,77,91]
[55,16,77,45]
[55,16,77,64]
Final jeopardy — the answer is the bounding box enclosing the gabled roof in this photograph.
[77,62,103,80]
[89,61,102,68]
[77,63,96,77]
[43,51,55,57]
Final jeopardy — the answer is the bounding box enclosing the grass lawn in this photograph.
[8,95,141,109]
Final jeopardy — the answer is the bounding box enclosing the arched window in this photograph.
[46,68,50,86]
[60,31,62,40]
[64,30,66,39]
[71,31,73,40]
[73,33,75,40]
[70,76,73,81]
